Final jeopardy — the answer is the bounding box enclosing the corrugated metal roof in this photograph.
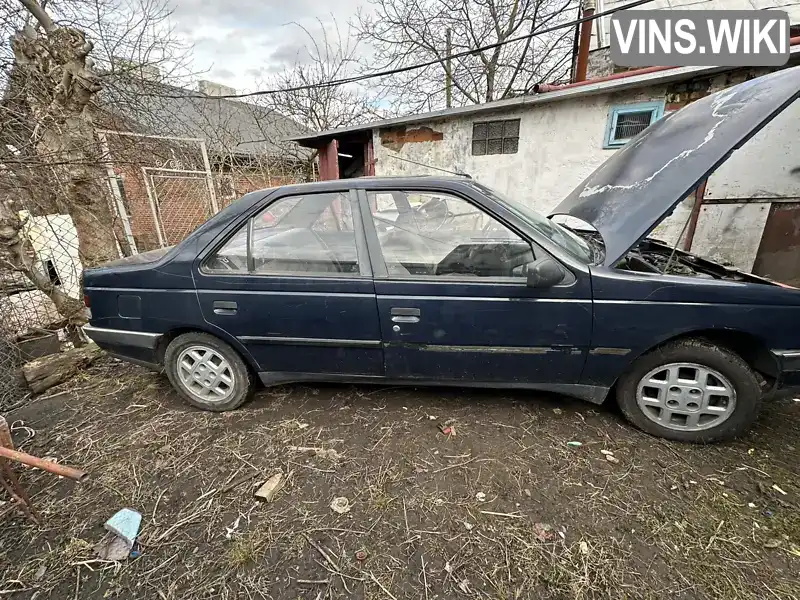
[100,76,308,156]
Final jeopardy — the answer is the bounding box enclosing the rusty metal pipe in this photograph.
[683,180,707,251]
[0,446,88,482]
[574,0,596,82]
[538,36,800,94]
[536,65,676,93]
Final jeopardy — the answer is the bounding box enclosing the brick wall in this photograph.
[117,165,306,251]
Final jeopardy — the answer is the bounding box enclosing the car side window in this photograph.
[368,190,534,279]
[205,192,361,276]
[208,226,248,272]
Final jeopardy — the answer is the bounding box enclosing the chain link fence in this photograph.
[0,127,314,401]
[0,210,81,403]
[0,335,24,408]
[0,212,81,338]
[100,129,314,253]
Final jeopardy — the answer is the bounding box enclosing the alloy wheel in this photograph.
[176,345,235,403]
[636,362,737,431]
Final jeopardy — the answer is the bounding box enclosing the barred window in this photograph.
[471,119,520,156]
[604,102,665,148]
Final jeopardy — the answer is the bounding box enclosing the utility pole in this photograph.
[445,28,453,108]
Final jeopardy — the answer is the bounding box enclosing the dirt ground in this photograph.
[0,358,798,600]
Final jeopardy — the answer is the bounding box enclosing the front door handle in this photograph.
[391,307,420,323]
[213,300,238,315]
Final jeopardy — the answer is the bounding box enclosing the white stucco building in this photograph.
[290,46,800,284]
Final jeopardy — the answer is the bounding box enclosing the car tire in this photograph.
[164,332,253,412]
[616,338,761,443]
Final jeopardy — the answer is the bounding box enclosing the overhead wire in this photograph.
[144,0,658,100]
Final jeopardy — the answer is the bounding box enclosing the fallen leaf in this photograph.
[533,522,555,542]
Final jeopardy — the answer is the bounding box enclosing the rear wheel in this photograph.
[164,332,253,412]
[616,339,761,443]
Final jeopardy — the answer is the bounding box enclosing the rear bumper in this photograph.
[83,325,162,369]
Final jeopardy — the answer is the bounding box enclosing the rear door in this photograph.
[358,186,592,386]
[194,189,384,381]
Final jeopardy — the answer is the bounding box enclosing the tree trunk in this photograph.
[0,1,119,336]
[9,6,119,269]
[22,343,103,394]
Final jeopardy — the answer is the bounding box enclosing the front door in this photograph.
[359,188,592,386]
[194,190,384,380]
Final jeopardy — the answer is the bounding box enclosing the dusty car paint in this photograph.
[82,68,800,406]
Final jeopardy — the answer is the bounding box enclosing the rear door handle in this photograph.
[391,307,420,323]
[391,307,420,316]
[213,300,238,315]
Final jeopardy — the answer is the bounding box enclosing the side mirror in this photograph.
[526,257,566,288]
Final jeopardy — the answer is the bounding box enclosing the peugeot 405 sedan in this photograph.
[84,66,800,443]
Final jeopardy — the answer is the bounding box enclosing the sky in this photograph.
[167,0,367,93]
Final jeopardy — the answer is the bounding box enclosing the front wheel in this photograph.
[164,332,254,412]
[616,339,761,443]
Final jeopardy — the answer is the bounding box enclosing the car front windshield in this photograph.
[468,182,593,264]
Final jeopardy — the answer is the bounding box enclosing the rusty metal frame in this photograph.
[142,167,215,248]
[0,416,87,522]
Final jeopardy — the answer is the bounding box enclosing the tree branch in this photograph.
[16,0,56,33]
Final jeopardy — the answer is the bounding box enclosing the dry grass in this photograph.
[0,358,798,599]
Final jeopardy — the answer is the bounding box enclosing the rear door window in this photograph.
[205,192,362,276]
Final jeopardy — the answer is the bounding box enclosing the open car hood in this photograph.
[549,66,800,267]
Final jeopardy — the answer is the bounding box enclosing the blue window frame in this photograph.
[603,101,665,149]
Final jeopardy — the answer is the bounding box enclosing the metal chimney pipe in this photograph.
[574,0,597,83]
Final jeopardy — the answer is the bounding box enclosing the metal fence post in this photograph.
[142,168,167,248]
[199,140,220,214]
[97,131,138,255]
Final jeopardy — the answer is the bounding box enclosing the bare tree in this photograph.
[238,18,385,180]
[4,0,125,267]
[258,18,383,133]
[0,0,192,337]
[355,0,579,112]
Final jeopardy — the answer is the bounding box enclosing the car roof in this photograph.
[257,175,472,195]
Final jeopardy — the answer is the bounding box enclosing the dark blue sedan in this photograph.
[84,66,800,442]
